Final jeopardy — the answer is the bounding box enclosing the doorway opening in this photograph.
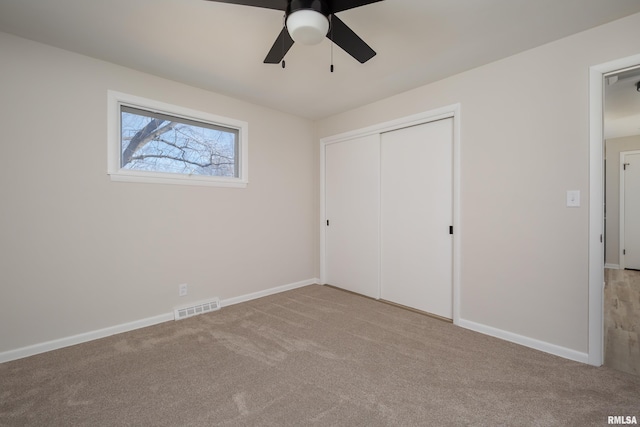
[589,55,640,368]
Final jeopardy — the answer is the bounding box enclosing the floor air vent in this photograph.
[174,298,220,320]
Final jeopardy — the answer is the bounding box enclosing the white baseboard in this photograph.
[0,278,319,364]
[605,263,620,269]
[221,278,319,307]
[0,312,174,364]
[457,318,589,364]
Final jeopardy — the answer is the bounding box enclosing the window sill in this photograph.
[108,170,248,188]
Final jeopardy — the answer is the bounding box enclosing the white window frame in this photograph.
[107,90,248,188]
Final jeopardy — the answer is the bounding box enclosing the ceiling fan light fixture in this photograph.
[286,10,329,46]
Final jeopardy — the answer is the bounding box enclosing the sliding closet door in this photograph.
[324,135,380,298]
[380,119,453,318]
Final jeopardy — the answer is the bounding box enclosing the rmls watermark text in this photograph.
[608,416,638,425]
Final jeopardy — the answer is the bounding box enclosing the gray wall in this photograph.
[4,11,640,361]
[316,13,640,355]
[0,32,318,355]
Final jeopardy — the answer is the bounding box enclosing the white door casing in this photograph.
[589,53,640,366]
[321,105,460,321]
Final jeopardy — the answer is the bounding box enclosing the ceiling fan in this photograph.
[205,0,383,65]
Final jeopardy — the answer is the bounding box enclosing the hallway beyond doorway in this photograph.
[605,268,640,375]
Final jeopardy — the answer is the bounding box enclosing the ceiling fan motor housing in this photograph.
[286,0,331,45]
[287,0,330,17]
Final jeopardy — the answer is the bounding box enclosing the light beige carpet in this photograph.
[1,285,639,426]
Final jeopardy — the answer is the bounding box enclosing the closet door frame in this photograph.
[319,104,461,325]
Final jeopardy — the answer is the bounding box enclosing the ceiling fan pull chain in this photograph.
[330,14,334,73]
[282,13,286,69]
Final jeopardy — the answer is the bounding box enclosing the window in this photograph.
[108,91,248,187]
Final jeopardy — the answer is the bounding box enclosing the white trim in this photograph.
[320,106,458,145]
[589,64,605,367]
[619,150,640,270]
[220,278,318,307]
[452,106,462,326]
[319,104,461,324]
[604,263,620,270]
[107,90,249,188]
[0,313,174,364]
[588,53,640,367]
[458,318,589,364]
[0,278,318,363]
[108,171,247,188]
[319,138,327,284]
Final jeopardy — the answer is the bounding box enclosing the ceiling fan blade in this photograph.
[331,0,384,13]
[264,27,295,64]
[328,15,376,64]
[203,0,287,11]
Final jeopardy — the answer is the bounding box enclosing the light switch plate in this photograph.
[566,190,580,207]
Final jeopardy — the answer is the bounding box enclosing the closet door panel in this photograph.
[325,135,380,298]
[380,119,453,318]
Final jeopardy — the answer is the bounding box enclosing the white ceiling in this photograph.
[1,0,640,120]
